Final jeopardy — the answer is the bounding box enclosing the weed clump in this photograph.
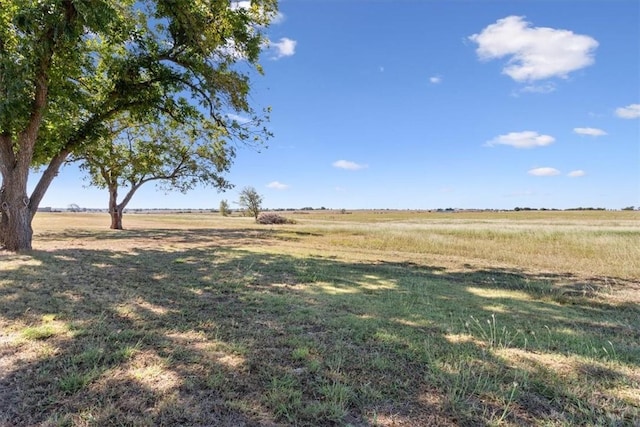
[257,212,296,225]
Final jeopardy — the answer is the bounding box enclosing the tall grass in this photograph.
[288,214,640,280]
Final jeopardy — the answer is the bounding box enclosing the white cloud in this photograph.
[469,16,598,82]
[573,127,607,136]
[267,181,290,190]
[230,1,250,10]
[270,37,297,59]
[332,160,368,170]
[429,76,442,84]
[568,170,586,177]
[528,167,560,176]
[270,11,285,25]
[226,113,251,124]
[519,82,557,94]
[215,39,246,61]
[230,1,283,25]
[486,131,555,148]
[615,104,640,119]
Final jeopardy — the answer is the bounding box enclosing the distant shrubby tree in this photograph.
[622,206,635,211]
[237,186,262,221]
[219,200,231,217]
[67,204,82,212]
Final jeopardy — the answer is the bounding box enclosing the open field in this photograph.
[1,211,639,426]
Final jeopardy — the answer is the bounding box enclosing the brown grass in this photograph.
[1,211,638,426]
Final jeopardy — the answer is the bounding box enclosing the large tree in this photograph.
[74,114,240,229]
[0,0,276,251]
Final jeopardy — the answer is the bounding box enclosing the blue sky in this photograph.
[35,0,640,210]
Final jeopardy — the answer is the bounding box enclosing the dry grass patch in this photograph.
[0,212,638,426]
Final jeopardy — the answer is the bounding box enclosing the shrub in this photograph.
[257,212,295,225]
[219,199,231,216]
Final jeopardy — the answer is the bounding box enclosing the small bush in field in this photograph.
[219,199,231,216]
[257,212,295,225]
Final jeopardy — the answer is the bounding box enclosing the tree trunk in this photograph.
[0,197,33,252]
[105,178,145,230]
[110,209,123,230]
[0,147,70,251]
[0,180,34,252]
[0,134,35,252]
[108,185,123,229]
[0,24,55,251]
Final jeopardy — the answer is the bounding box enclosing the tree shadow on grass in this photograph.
[36,227,295,246]
[1,230,638,426]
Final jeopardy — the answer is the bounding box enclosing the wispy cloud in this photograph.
[266,181,290,190]
[615,104,640,119]
[270,11,285,25]
[226,113,251,124]
[519,82,557,94]
[573,127,607,136]
[528,167,560,176]
[469,16,598,82]
[332,160,368,170]
[486,131,555,148]
[568,170,586,177]
[269,37,297,59]
[429,76,442,84]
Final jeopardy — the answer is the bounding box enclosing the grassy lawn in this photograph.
[1,211,639,426]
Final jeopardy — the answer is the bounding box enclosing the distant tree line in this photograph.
[514,207,610,211]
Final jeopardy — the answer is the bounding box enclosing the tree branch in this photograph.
[28,148,70,218]
[19,0,79,170]
[29,97,147,216]
[116,180,145,212]
[157,54,227,128]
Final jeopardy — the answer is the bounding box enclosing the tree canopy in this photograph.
[74,113,240,229]
[0,0,277,251]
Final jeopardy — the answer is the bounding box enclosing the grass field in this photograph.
[1,210,639,426]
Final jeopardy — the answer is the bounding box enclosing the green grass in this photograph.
[0,211,638,426]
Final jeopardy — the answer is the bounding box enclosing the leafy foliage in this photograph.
[73,113,238,228]
[237,186,262,220]
[0,0,278,249]
[219,199,231,216]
